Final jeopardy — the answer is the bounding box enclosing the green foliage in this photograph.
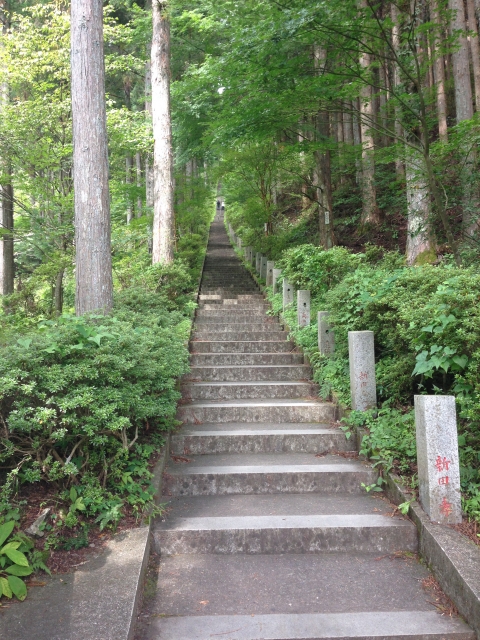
[0,521,32,602]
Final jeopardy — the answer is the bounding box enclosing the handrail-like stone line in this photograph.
[142,210,474,640]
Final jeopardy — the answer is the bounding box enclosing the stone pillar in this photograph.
[256,252,262,273]
[283,279,294,310]
[415,395,462,524]
[260,256,268,280]
[297,290,311,327]
[318,311,335,355]
[348,331,377,411]
[272,268,282,294]
[238,237,242,249]
[266,261,275,286]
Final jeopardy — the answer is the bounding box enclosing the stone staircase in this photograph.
[140,212,474,640]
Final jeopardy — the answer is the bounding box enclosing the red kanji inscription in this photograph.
[439,497,453,517]
[435,456,451,473]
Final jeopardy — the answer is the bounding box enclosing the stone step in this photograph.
[190,353,304,366]
[191,340,295,353]
[194,318,278,326]
[193,330,289,342]
[161,452,375,496]
[182,381,317,401]
[184,365,312,382]
[196,310,268,319]
[177,399,334,423]
[145,552,473,638]
[155,511,417,556]
[171,423,352,455]
[199,304,269,310]
[145,611,474,640]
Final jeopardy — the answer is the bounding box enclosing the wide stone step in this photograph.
[199,304,269,311]
[161,452,375,496]
[193,331,289,342]
[145,551,473,637]
[145,611,474,640]
[191,340,295,353]
[155,511,417,556]
[196,310,268,319]
[182,381,317,400]
[190,353,304,366]
[194,322,281,331]
[177,399,334,423]
[184,365,311,382]
[195,318,279,327]
[171,423,352,455]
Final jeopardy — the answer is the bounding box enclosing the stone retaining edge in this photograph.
[232,242,480,640]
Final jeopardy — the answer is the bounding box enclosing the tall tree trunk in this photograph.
[449,0,474,121]
[54,268,64,315]
[151,0,174,264]
[466,0,480,110]
[359,59,380,224]
[313,45,335,248]
[71,0,113,315]
[136,151,142,217]
[405,147,435,264]
[145,0,154,210]
[430,0,449,141]
[352,99,363,184]
[0,3,14,296]
[449,0,479,236]
[391,3,406,175]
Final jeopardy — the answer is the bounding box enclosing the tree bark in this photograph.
[449,0,474,121]
[405,147,436,264]
[71,0,113,315]
[145,0,154,210]
[151,0,174,264]
[466,0,480,110]
[430,0,449,141]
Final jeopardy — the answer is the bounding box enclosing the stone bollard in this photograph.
[245,246,252,263]
[272,268,282,294]
[256,252,262,273]
[318,311,335,356]
[297,290,311,327]
[348,331,377,411]
[266,261,275,286]
[238,237,242,249]
[415,395,462,524]
[260,256,268,281]
[283,279,294,310]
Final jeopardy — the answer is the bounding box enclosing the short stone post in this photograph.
[415,395,462,524]
[238,237,242,249]
[318,311,335,356]
[297,290,311,327]
[260,256,268,280]
[256,252,262,273]
[266,261,275,286]
[348,331,377,411]
[283,279,294,310]
[272,268,282,294]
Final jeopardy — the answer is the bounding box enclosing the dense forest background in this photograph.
[1,0,480,591]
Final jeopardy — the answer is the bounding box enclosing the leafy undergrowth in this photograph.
[0,242,209,601]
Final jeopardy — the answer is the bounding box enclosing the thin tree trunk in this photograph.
[352,99,363,184]
[0,180,14,295]
[71,0,113,315]
[431,0,449,141]
[54,268,64,315]
[151,0,174,264]
[0,4,14,296]
[466,0,480,110]
[391,3,406,175]
[126,155,133,223]
[359,57,380,224]
[136,152,142,217]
